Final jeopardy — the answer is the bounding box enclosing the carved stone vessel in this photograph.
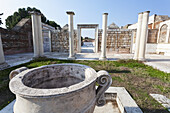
[9,63,112,113]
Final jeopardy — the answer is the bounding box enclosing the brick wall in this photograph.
[51,28,77,53]
[98,29,132,53]
[0,27,33,55]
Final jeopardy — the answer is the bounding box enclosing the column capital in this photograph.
[143,11,150,14]
[66,11,75,15]
[29,11,42,16]
[138,12,143,15]
[103,13,108,15]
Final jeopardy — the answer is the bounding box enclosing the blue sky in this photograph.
[1,0,170,38]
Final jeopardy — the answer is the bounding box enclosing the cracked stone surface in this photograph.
[150,94,170,111]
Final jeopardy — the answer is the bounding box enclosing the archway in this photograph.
[158,24,168,43]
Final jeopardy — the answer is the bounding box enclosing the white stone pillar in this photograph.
[0,33,9,69]
[99,13,108,60]
[49,30,52,52]
[138,11,150,61]
[0,33,5,64]
[77,27,81,53]
[30,11,44,58]
[95,26,99,53]
[67,11,75,60]
[133,12,143,60]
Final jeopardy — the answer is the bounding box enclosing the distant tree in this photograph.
[5,7,61,29]
[0,13,3,25]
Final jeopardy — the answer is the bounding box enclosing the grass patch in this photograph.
[0,58,169,113]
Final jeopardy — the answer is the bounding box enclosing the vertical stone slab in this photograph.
[67,11,75,60]
[0,33,5,64]
[133,12,143,60]
[99,13,108,60]
[0,33,9,69]
[95,27,99,53]
[138,11,150,61]
[165,26,170,43]
[49,30,52,52]
[30,11,44,58]
[77,27,81,53]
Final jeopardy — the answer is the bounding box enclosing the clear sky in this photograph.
[1,0,170,38]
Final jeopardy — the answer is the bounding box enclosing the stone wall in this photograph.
[132,29,158,43]
[147,29,158,43]
[51,27,77,53]
[0,27,33,55]
[98,29,132,53]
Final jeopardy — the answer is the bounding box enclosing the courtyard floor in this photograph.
[4,51,170,73]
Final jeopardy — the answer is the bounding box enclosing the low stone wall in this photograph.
[0,27,33,55]
[132,43,157,54]
[156,44,170,56]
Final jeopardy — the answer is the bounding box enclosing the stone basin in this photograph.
[9,63,112,113]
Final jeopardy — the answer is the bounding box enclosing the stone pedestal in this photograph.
[30,11,44,58]
[99,13,108,61]
[67,11,75,60]
[138,11,150,61]
[133,12,143,60]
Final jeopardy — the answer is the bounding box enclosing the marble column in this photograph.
[67,11,75,60]
[0,33,8,69]
[99,13,108,60]
[48,30,52,52]
[133,12,143,60]
[138,11,150,61]
[30,11,44,58]
[77,27,81,53]
[95,26,99,53]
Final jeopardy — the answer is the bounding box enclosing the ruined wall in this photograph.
[132,29,158,43]
[0,27,33,55]
[51,28,77,53]
[147,29,158,43]
[98,29,132,53]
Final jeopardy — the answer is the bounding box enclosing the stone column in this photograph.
[99,13,108,60]
[133,12,143,60]
[0,33,5,64]
[30,11,44,58]
[49,30,52,52]
[138,11,150,61]
[67,11,75,60]
[95,26,99,53]
[77,27,81,53]
[0,33,8,69]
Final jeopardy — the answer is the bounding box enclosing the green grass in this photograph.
[0,58,169,113]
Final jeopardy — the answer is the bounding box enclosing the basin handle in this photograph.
[96,70,112,106]
[9,67,28,80]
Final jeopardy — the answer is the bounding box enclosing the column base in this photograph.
[133,57,138,60]
[67,56,75,60]
[99,57,107,61]
[138,57,146,62]
[0,62,10,70]
[32,56,47,60]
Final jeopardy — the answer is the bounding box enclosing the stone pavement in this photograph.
[3,51,170,73]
